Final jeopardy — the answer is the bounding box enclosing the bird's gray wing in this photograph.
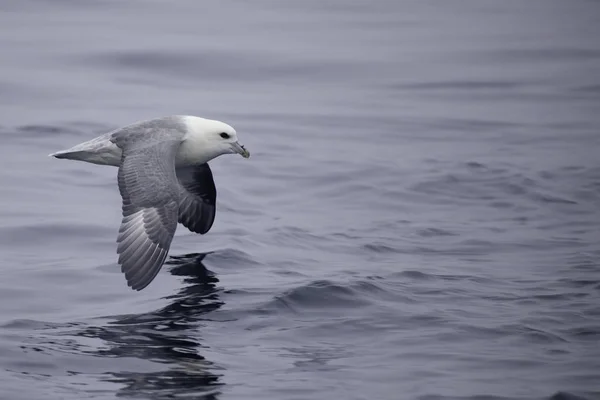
[176,163,217,234]
[113,135,183,291]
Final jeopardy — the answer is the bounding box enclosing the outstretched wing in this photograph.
[176,163,217,234]
[114,139,182,291]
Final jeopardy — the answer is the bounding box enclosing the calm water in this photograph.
[1,1,599,399]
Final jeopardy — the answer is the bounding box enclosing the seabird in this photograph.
[50,115,250,291]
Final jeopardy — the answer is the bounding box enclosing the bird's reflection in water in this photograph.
[78,253,224,400]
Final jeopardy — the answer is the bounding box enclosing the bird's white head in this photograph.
[178,116,250,166]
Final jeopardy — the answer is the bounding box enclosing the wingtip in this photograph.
[127,278,152,291]
[124,273,145,291]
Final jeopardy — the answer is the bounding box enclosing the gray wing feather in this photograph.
[113,129,184,291]
[176,164,217,234]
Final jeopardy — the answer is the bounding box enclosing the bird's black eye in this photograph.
[220,132,230,139]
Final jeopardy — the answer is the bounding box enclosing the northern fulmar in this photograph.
[50,115,250,291]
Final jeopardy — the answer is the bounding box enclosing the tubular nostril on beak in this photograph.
[230,141,250,158]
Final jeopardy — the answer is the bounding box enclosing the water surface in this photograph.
[0,1,599,399]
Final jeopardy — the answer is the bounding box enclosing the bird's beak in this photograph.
[231,141,250,158]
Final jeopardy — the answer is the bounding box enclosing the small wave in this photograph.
[519,325,569,344]
[261,278,412,315]
[416,227,457,237]
[409,164,584,212]
[204,248,261,267]
[392,270,435,281]
[270,280,371,312]
[559,326,600,340]
[362,242,403,254]
[549,391,598,400]
[267,225,335,248]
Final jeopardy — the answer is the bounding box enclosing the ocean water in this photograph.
[0,1,599,399]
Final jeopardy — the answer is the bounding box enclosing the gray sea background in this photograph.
[0,1,599,399]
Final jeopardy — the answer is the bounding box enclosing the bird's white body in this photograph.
[50,116,241,168]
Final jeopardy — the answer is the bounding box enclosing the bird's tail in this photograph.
[49,149,87,160]
[48,133,120,166]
